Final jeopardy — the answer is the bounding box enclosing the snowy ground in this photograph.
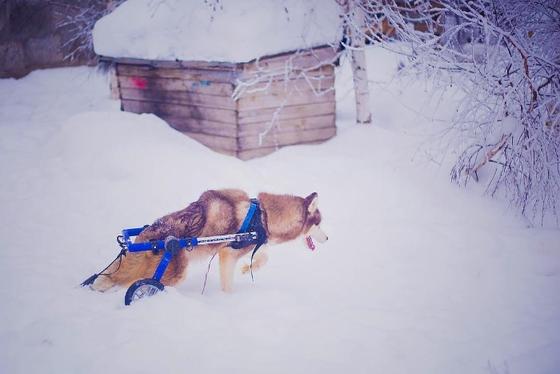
[1,47,559,374]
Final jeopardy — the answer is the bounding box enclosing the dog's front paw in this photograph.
[240,263,258,274]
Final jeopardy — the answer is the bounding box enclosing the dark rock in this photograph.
[0,41,27,78]
[25,35,64,66]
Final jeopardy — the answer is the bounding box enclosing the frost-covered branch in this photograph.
[53,0,125,61]
[233,46,340,146]
[353,0,560,225]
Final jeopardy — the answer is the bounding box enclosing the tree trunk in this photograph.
[347,0,372,125]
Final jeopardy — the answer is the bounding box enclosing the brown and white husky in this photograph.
[90,189,328,292]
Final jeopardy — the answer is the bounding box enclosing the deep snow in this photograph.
[0,47,559,374]
[93,0,342,62]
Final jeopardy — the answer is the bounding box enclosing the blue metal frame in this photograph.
[121,227,197,281]
[122,202,259,281]
[120,201,260,283]
[122,227,198,253]
[153,251,173,281]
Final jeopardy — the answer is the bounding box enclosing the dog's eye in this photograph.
[313,211,322,225]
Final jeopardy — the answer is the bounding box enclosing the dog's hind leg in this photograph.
[240,247,268,275]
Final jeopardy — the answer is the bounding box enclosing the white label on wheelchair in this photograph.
[196,232,257,245]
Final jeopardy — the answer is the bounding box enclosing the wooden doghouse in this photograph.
[104,46,337,160]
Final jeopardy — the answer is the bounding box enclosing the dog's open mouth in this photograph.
[305,236,316,251]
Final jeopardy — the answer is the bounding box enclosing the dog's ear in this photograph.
[305,192,319,213]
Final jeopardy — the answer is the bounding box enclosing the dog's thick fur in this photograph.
[91,189,327,292]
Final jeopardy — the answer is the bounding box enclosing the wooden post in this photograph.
[345,0,372,125]
[109,64,120,100]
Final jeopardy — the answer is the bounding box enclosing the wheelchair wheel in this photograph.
[124,278,165,305]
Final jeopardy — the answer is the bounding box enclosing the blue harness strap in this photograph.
[239,201,258,233]
[231,199,268,282]
[231,199,267,250]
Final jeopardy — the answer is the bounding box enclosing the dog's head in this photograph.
[303,192,328,250]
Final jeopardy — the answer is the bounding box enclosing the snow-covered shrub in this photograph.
[55,0,125,61]
[350,0,560,225]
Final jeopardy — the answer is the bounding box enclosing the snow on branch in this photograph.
[349,0,559,225]
[53,0,125,62]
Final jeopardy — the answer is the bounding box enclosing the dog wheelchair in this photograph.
[81,200,267,305]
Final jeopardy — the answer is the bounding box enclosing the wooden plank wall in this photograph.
[117,62,240,156]
[114,46,338,159]
[236,47,337,160]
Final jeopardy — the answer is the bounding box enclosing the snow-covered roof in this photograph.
[93,0,343,63]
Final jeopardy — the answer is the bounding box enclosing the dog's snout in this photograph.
[308,225,328,244]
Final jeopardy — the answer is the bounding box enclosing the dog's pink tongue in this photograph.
[305,236,316,251]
